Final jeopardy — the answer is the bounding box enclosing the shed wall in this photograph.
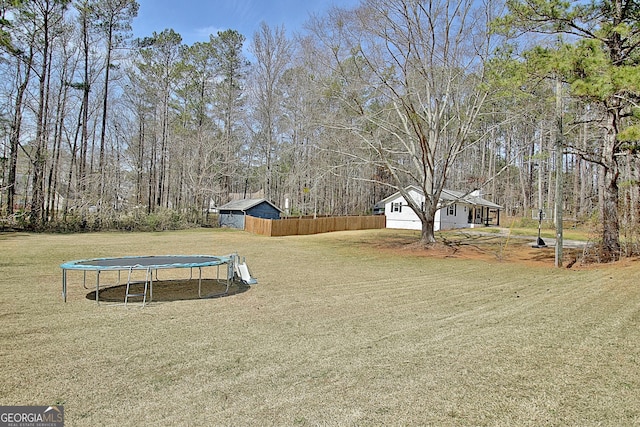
[219,212,245,229]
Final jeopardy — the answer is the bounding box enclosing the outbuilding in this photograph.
[376,185,501,231]
[218,198,282,229]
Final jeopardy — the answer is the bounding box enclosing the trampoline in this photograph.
[60,255,234,306]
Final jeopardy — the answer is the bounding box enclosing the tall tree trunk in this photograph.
[6,46,34,215]
[98,23,113,207]
[420,213,437,245]
[554,75,563,267]
[30,10,52,229]
[79,3,90,194]
[47,70,70,221]
[136,119,145,206]
[600,109,621,261]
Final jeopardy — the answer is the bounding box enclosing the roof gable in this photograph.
[218,198,282,212]
[379,186,501,209]
[377,185,423,205]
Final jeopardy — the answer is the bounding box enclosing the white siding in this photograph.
[438,203,469,230]
[383,190,472,231]
[384,189,421,230]
[384,189,444,231]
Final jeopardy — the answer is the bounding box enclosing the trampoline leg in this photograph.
[62,270,67,302]
[199,263,231,299]
[95,270,100,304]
[225,260,232,293]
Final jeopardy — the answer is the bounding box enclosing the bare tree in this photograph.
[248,22,292,203]
[29,0,70,228]
[310,0,500,245]
[46,21,79,222]
[3,4,36,216]
[91,0,137,206]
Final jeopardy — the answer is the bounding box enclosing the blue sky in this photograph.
[133,0,361,45]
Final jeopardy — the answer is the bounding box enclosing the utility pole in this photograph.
[555,73,564,267]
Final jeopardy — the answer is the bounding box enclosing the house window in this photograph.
[447,204,456,216]
[392,202,402,212]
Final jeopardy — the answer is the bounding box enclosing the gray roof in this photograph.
[441,189,502,209]
[217,198,282,212]
[378,185,502,209]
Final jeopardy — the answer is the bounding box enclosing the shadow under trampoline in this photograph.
[87,278,251,303]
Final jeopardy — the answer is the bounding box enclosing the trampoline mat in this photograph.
[64,255,228,270]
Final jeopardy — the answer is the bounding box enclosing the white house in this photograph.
[376,185,502,231]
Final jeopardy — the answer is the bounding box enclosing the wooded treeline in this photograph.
[1,0,639,259]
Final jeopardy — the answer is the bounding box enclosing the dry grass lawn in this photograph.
[1,228,639,426]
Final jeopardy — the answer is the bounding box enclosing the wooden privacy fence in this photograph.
[244,215,386,237]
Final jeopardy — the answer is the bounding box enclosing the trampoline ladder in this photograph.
[124,266,149,307]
